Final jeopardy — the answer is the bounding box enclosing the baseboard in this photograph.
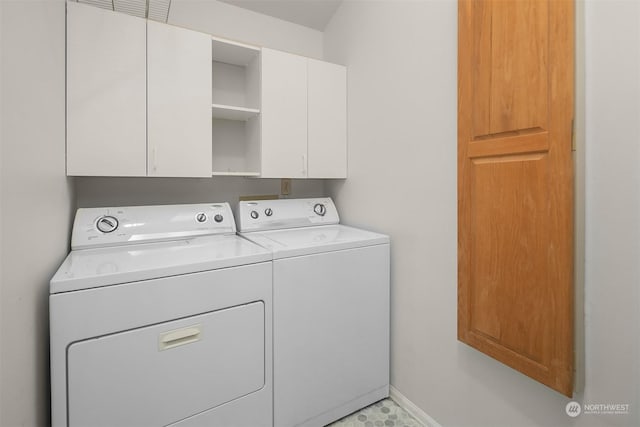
[389,385,442,427]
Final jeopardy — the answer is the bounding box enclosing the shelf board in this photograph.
[212,171,260,177]
[212,104,260,121]
[212,36,260,66]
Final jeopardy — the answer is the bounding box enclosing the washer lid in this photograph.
[240,225,389,259]
[50,235,271,294]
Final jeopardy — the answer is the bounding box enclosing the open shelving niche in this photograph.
[211,36,261,177]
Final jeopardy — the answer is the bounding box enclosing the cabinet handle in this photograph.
[152,147,158,173]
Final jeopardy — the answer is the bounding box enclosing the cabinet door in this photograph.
[261,48,308,178]
[458,0,574,396]
[147,21,212,177]
[66,2,146,176]
[307,59,347,178]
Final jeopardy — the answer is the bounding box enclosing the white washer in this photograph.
[50,203,273,427]
[237,197,390,427]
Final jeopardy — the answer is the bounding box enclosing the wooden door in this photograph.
[458,0,574,396]
[261,48,308,178]
[307,58,348,178]
[147,21,212,177]
[66,2,146,176]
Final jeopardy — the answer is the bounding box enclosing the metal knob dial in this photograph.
[195,213,208,223]
[313,203,327,216]
[265,208,273,217]
[96,215,119,233]
[214,214,223,223]
[250,210,259,219]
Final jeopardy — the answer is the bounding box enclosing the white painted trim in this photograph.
[389,385,443,427]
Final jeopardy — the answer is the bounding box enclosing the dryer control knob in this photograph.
[265,208,273,217]
[195,213,208,223]
[214,214,224,223]
[313,203,326,216]
[250,210,259,219]
[96,215,119,233]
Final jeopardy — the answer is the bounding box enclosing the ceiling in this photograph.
[218,0,343,31]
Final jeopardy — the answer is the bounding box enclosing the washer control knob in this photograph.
[214,214,224,223]
[250,210,259,219]
[195,213,208,223]
[265,208,273,217]
[96,215,119,233]
[313,203,327,216]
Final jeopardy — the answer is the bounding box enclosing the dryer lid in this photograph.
[50,234,271,294]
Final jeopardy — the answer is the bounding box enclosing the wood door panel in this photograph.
[468,129,548,158]
[470,155,550,362]
[459,0,573,396]
[472,0,549,138]
[489,0,549,135]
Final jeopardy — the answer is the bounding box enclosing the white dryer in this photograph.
[50,203,273,427]
[237,197,390,427]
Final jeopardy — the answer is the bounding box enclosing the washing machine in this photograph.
[237,197,390,427]
[50,203,273,427]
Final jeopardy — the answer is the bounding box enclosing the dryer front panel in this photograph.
[67,301,264,427]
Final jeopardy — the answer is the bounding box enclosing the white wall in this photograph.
[75,177,325,208]
[583,2,640,426]
[75,0,326,209]
[324,1,639,426]
[0,1,74,426]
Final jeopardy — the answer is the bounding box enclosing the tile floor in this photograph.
[329,398,424,427]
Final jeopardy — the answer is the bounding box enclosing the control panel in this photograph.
[236,197,340,232]
[71,203,236,250]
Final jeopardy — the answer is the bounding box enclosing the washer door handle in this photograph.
[158,325,202,351]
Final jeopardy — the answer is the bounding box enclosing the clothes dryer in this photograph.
[50,203,272,427]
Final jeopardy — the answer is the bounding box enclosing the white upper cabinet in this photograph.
[66,2,147,176]
[147,21,212,177]
[66,3,212,177]
[261,49,347,179]
[66,4,346,180]
[307,58,347,178]
[261,48,308,178]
